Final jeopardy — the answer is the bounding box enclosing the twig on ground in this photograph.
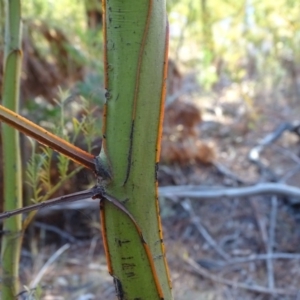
[33,222,78,243]
[248,196,276,292]
[30,243,70,289]
[248,121,300,181]
[213,162,251,184]
[273,145,300,166]
[280,166,300,183]
[198,252,300,269]
[180,199,230,261]
[267,196,277,290]
[185,256,298,296]
[160,183,300,199]
[88,236,99,262]
[249,197,269,251]
[273,145,300,184]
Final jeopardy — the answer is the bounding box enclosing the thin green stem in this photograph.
[1,1,23,298]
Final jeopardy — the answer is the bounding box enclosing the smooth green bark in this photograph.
[99,1,172,299]
[0,0,23,299]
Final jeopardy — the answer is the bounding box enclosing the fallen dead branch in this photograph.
[179,199,230,261]
[248,121,300,181]
[198,252,300,269]
[29,244,70,290]
[160,182,300,199]
[185,256,298,296]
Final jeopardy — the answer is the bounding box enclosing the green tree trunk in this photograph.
[98,0,173,298]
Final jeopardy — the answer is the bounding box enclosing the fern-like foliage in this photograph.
[24,88,101,227]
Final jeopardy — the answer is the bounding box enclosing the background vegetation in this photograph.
[7,0,299,121]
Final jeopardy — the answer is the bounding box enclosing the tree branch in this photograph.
[0,104,96,171]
